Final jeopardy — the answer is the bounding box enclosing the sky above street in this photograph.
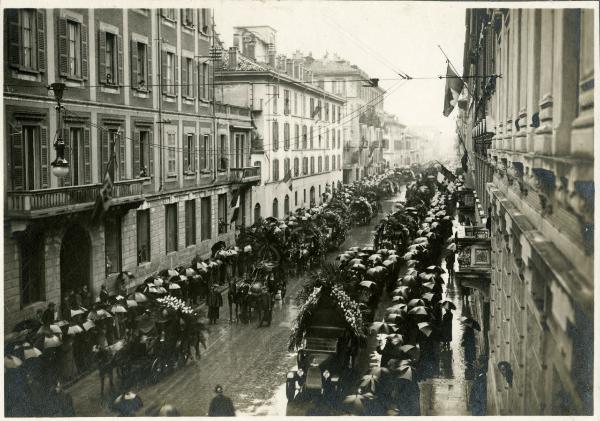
[214,1,467,154]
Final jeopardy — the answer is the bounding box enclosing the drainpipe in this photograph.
[157,9,164,191]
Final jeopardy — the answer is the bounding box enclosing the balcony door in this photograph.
[60,224,91,298]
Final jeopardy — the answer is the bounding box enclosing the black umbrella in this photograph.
[459,316,481,331]
[113,392,143,415]
[439,299,457,310]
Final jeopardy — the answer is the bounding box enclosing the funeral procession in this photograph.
[2,2,595,417]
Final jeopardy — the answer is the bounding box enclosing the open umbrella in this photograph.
[349,258,363,266]
[67,324,84,335]
[385,333,404,346]
[399,344,421,360]
[439,299,457,310]
[130,292,148,303]
[426,265,445,274]
[154,278,164,286]
[184,268,196,277]
[382,259,394,268]
[359,280,376,289]
[402,252,416,260]
[343,391,375,414]
[111,305,127,314]
[168,283,182,290]
[425,232,437,239]
[422,282,435,290]
[447,243,457,251]
[4,355,23,369]
[417,322,434,337]
[370,321,397,334]
[368,254,382,263]
[421,292,434,301]
[419,272,436,282]
[126,299,138,308]
[394,363,415,381]
[370,366,390,378]
[113,392,144,415]
[360,373,380,393]
[460,317,481,331]
[406,259,419,267]
[391,296,406,303]
[96,309,113,319]
[351,263,367,271]
[42,335,62,349]
[48,324,63,334]
[22,343,43,359]
[387,303,408,314]
[408,306,429,316]
[393,286,410,296]
[70,308,85,317]
[167,269,179,277]
[413,237,428,244]
[82,320,95,331]
[407,299,425,308]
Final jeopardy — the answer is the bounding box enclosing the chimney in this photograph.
[228,47,238,70]
[286,59,294,76]
[246,39,256,60]
[267,43,276,67]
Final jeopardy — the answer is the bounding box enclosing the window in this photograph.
[67,20,81,77]
[200,134,210,170]
[303,189,306,203]
[293,92,298,115]
[200,9,209,34]
[105,213,122,275]
[294,191,298,206]
[233,133,245,168]
[302,125,308,149]
[272,198,279,218]
[284,158,290,179]
[302,157,308,175]
[199,62,209,99]
[273,159,280,181]
[165,52,175,95]
[309,126,314,149]
[218,194,228,234]
[133,129,152,178]
[309,98,314,117]
[201,197,212,240]
[272,121,279,151]
[337,130,341,148]
[325,156,329,171]
[293,157,299,177]
[183,9,194,27]
[165,204,178,253]
[310,157,315,174]
[318,156,322,173]
[317,100,322,119]
[284,195,290,215]
[10,124,52,191]
[294,124,300,149]
[105,32,117,84]
[254,203,261,223]
[284,123,290,150]
[20,230,45,305]
[302,94,306,117]
[7,10,47,73]
[184,57,194,97]
[137,209,150,264]
[69,127,85,186]
[219,134,228,170]
[162,8,176,21]
[331,130,335,150]
[332,105,336,123]
[284,90,290,115]
[325,103,330,121]
[166,131,177,176]
[318,133,322,148]
[184,133,195,173]
[132,41,148,89]
[272,86,278,113]
[22,10,36,68]
[97,127,125,182]
[331,154,336,170]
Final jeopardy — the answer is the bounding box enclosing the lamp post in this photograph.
[48,83,69,178]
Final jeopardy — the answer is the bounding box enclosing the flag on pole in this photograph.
[442,64,464,117]
[311,105,321,119]
[230,190,241,223]
[283,170,293,190]
[91,151,115,224]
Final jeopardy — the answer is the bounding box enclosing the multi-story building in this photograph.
[215,26,345,219]
[3,8,259,330]
[459,8,594,415]
[305,53,386,184]
[382,112,406,168]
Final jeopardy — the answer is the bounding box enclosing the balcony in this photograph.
[6,178,149,219]
[215,103,251,119]
[455,227,492,298]
[230,166,261,184]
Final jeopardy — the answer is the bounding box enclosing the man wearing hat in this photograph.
[208,385,236,416]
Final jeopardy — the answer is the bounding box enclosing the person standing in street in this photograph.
[441,308,453,350]
[208,385,236,416]
[207,285,223,324]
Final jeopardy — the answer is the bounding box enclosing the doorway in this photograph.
[60,224,91,296]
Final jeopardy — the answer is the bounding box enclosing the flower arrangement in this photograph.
[156,296,196,315]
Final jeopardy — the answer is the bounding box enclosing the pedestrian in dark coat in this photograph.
[81,286,92,309]
[376,337,396,368]
[207,286,223,324]
[208,385,236,416]
[42,302,56,325]
[99,284,110,304]
[47,382,76,416]
[441,309,453,349]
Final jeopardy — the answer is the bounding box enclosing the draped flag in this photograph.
[283,170,293,190]
[442,64,465,117]
[91,151,115,224]
[230,190,241,223]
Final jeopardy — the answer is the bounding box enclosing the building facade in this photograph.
[460,8,594,415]
[306,53,386,184]
[215,27,344,219]
[382,112,406,168]
[3,8,259,330]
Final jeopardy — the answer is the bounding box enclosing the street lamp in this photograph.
[48,82,70,178]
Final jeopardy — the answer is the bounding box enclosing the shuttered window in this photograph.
[198,62,209,99]
[309,126,314,149]
[293,158,299,177]
[218,194,227,234]
[199,134,210,171]
[318,156,322,173]
[58,17,87,79]
[182,57,195,98]
[185,199,196,246]
[272,159,279,181]
[294,124,299,149]
[283,123,290,150]
[69,127,90,186]
[272,121,279,151]
[136,209,151,264]
[131,40,151,90]
[10,124,50,191]
[165,203,178,253]
[218,134,227,170]
[302,125,307,149]
[133,129,153,178]
[284,195,290,216]
[325,156,329,171]
[201,197,212,240]
[166,131,177,176]
[284,158,290,178]
[7,9,46,73]
[183,133,196,174]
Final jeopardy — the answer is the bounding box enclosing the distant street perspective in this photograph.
[3,3,595,417]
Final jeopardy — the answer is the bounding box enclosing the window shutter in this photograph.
[98,30,106,83]
[81,23,88,79]
[199,135,206,170]
[174,54,179,96]
[101,129,109,180]
[161,50,167,94]
[117,34,123,84]
[193,134,198,171]
[83,127,91,184]
[207,64,212,100]
[119,132,126,179]
[133,130,140,177]
[40,126,49,188]
[181,58,188,97]
[148,131,154,177]
[7,10,21,67]
[183,133,189,171]
[37,10,46,72]
[61,128,71,187]
[130,39,138,87]
[192,60,198,98]
[58,17,68,76]
[10,126,24,191]
[146,44,152,87]
[198,63,204,99]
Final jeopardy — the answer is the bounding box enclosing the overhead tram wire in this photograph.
[59,78,409,158]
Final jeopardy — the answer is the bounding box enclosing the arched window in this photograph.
[254,203,261,223]
[318,185,322,201]
[283,158,290,178]
[272,198,279,218]
[284,195,290,215]
[309,186,316,206]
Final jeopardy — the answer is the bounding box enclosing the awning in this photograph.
[229,125,252,130]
